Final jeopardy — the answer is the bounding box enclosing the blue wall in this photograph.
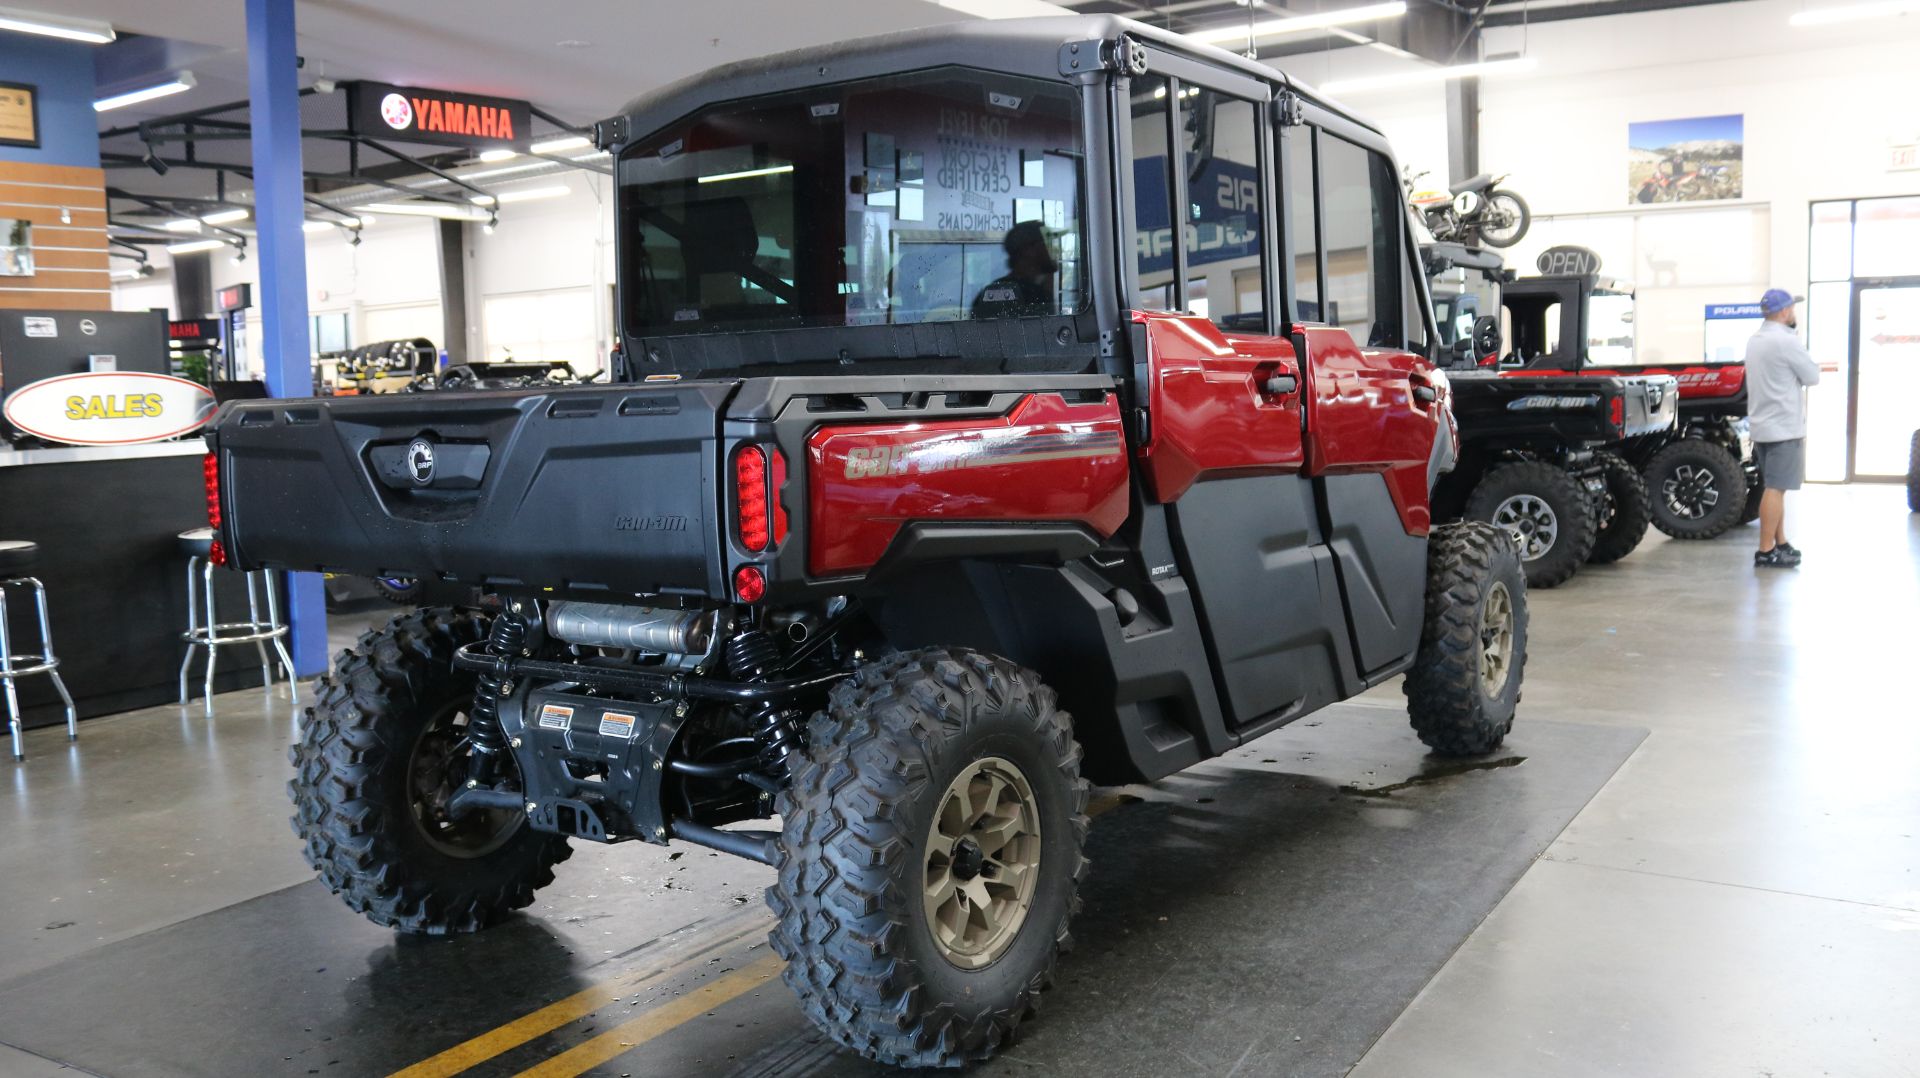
[0,33,100,168]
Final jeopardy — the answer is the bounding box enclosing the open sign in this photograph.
[2,371,217,446]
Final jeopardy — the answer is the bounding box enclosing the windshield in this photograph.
[1430,265,1502,348]
[1586,289,1637,365]
[617,68,1087,339]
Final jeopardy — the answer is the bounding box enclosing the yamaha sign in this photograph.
[347,80,532,151]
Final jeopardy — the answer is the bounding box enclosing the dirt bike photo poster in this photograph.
[1628,114,1743,204]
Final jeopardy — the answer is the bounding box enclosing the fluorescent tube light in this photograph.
[460,160,552,182]
[469,184,570,206]
[164,219,202,233]
[360,201,491,221]
[95,71,197,112]
[697,164,794,185]
[532,135,592,155]
[200,209,250,225]
[1187,1,1407,43]
[165,239,226,254]
[302,221,333,233]
[1789,0,1920,24]
[0,11,116,44]
[478,149,518,162]
[1322,54,1536,95]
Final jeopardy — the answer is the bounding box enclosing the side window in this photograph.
[1285,129,1321,323]
[1401,231,1430,355]
[1316,134,1404,348]
[1181,90,1265,332]
[1130,77,1174,308]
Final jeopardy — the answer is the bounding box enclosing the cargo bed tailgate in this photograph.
[209,382,737,597]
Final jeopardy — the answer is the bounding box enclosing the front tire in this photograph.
[1646,438,1745,539]
[289,608,570,935]
[1477,190,1531,247]
[769,649,1090,1068]
[1405,522,1528,756]
[1588,451,1653,564]
[1464,461,1596,589]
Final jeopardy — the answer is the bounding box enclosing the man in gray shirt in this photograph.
[1745,289,1822,568]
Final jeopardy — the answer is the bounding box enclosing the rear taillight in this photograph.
[1609,395,1625,432]
[735,445,771,551]
[733,564,767,603]
[769,447,789,546]
[202,452,227,566]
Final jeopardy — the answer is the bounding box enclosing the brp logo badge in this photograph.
[406,438,435,485]
[380,93,413,131]
[79,318,98,336]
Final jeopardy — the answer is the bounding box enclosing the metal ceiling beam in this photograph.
[1481,0,1746,25]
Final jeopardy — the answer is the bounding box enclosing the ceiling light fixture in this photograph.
[200,208,250,225]
[0,10,116,44]
[531,135,592,155]
[302,220,333,233]
[165,239,226,255]
[478,148,518,163]
[360,201,491,221]
[1187,1,1407,43]
[469,184,571,206]
[1788,0,1920,24]
[163,219,203,233]
[95,71,197,112]
[698,164,795,185]
[1322,54,1537,95]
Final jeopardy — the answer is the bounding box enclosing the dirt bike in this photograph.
[1405,169,1531,248]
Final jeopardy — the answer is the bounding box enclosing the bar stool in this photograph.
[0,540,77,760]
[177,528,297,707]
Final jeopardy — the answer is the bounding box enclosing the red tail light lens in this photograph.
[733,564,766,603]
[1609,395,1625,431]
[202,452,227,566]
[735,445,771,551]
[769,447,789,546]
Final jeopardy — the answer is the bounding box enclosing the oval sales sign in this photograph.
[2,371,217,446]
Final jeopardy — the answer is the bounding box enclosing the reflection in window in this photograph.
[1181,90,1265,332]
[1287,130,1320,323]
[1316,133,1402,348]
[1130,77,1173,307]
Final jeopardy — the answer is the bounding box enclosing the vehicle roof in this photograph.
[606,14,1381,144]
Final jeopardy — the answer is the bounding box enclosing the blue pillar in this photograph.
[246,0,327,677]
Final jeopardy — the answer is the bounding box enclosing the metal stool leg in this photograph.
[180,555,200,705]
[201,557,219,709]
[0,586,19,761]
[244,571,274,689]
[266,570,297,703]
[28,580,75,741]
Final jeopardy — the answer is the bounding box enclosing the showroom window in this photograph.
[482,288,600,369]
[1805,195,1920,481]
[1314,132,1402,348]
[618,68,1086,336]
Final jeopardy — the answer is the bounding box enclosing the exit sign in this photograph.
[1890,144,1919,172]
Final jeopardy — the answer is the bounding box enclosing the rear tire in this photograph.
[1405,522,1528,756]
[1646,438,1745,539]
[1464,461,1596,589]
[769,649,1090,1068]
[1477,189,1531,248]
[1587,451,1652,564]
[289,608,570,935]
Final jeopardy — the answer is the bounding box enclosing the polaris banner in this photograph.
[1133,156,1261,277]
[1704,301,1765,362]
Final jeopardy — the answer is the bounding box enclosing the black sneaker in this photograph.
[1755,546,1801,569]
[1777,541,1802,559]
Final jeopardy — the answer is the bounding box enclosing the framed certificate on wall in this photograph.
[0,82,39,149]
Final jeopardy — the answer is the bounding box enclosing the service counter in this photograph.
[0,441,271,729]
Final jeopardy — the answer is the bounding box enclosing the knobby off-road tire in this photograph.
[1464,460,1596,589]
[289,607,570,935]
[769,648,1091,1068]
[372,575,423,605]
[1907,430,1919,512]
[1405,522,1529,756]
[1588,450,1653,564]
[1646,437,1745,539]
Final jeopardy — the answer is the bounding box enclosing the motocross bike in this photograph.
[1406,169,1531,248]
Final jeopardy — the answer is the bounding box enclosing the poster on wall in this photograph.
[1629,114,1742,204]
[0,81,37,148]
[1,219,31,277]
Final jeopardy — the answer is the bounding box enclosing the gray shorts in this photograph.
[1755,438,1804,491]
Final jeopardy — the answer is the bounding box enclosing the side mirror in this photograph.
[1473,315,1502,364]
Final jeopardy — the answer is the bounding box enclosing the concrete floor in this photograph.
[0,483,1914,1076]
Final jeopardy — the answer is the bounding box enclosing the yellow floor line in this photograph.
[510,954,788,1078]
[385,921,769,1078]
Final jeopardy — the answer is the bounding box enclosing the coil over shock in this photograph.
[466,612,525,779]
[727,630,804,779]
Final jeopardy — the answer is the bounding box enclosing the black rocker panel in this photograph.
[1321,473,1426,678]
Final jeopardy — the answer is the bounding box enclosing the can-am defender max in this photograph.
[207,18,1529,1068]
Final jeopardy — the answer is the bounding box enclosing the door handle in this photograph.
[1262,374,1298,396]
[1412,384,1439,405]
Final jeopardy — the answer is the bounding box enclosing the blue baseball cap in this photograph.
[1760,288,1804,314]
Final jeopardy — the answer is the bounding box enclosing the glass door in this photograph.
[1850,280,1920,478]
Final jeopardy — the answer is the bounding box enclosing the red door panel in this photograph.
[806,393,1130,576]
[1295,324,1447,536]
[1134,312,1306,502]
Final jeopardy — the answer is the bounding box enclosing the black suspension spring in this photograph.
[727,630,804,779]
[467,612,526,760]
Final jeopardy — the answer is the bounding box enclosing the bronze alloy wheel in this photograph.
[406,699,523,859]
[1479,580,1516,698]
[923,756,1043,970]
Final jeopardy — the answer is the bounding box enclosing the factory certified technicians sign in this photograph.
[346,80,531,151]
[2,372,216,446]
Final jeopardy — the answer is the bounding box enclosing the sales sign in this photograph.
[1,371,217,446]
[347,80,531,151]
